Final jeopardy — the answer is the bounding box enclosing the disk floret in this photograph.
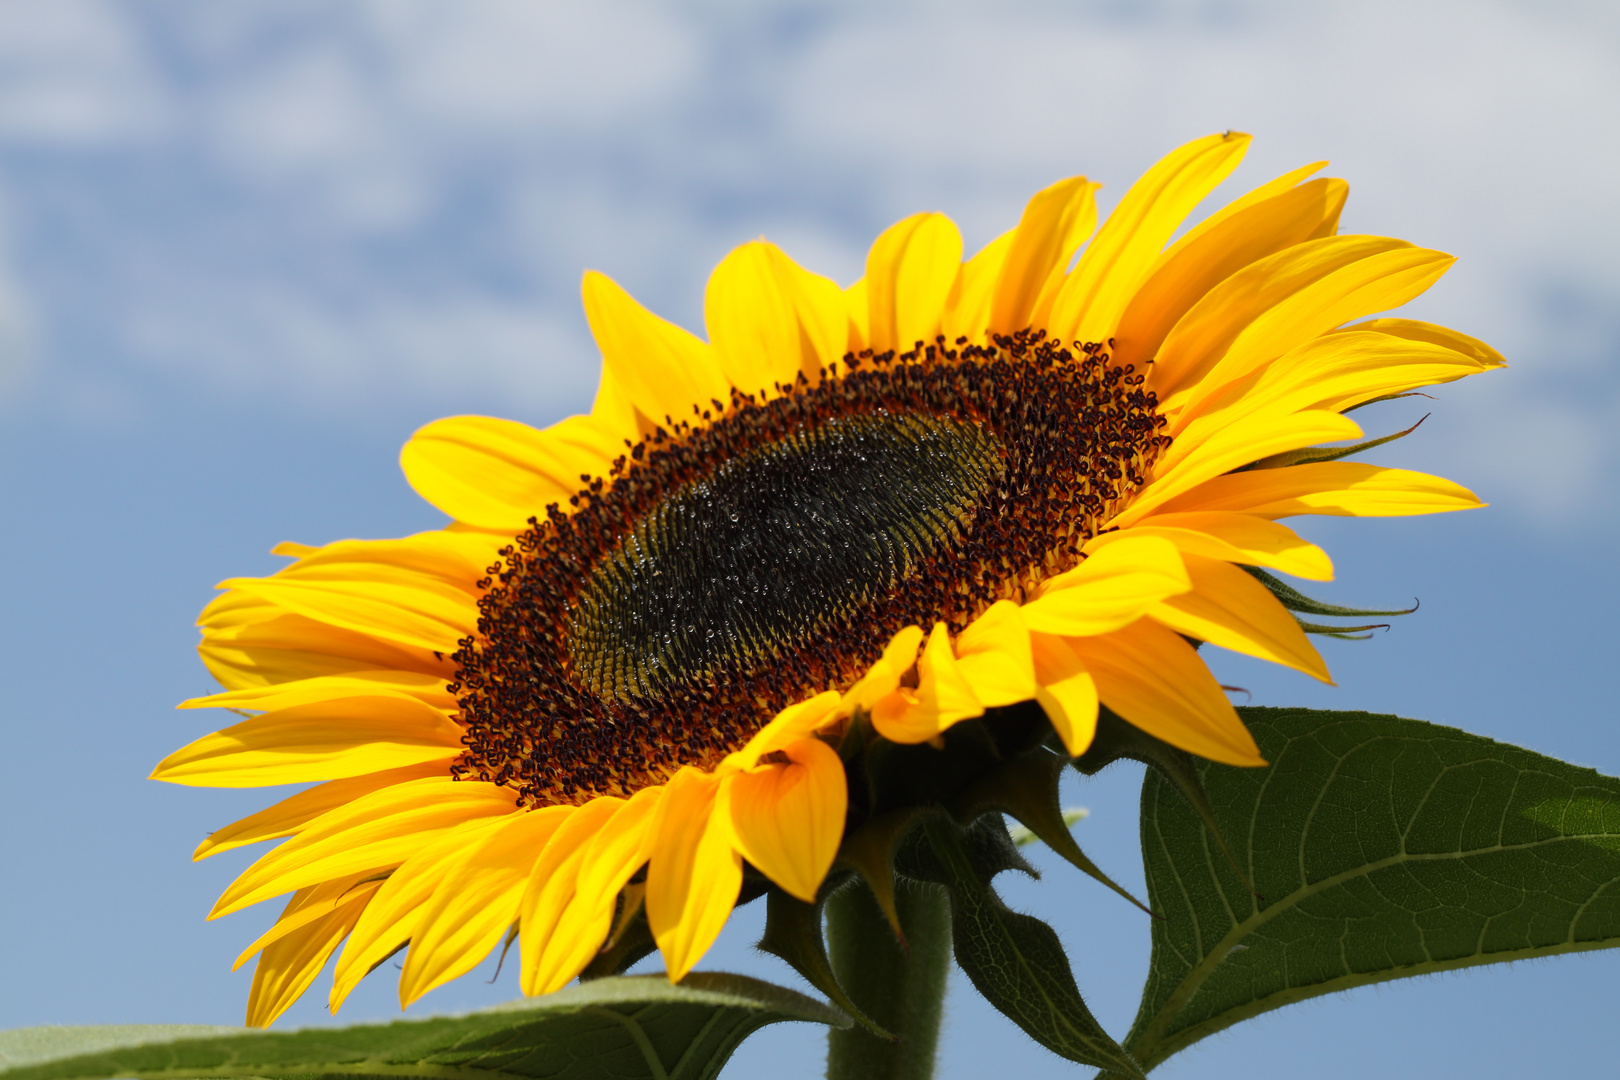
[450,331,1169,806]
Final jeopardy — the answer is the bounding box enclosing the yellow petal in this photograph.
[1022,535,1190,636]
[843,277,869,352]
[217,575,478,655]
[522,790,659,996]
[1155,236,1453,410]
[990,176,1099,335]
[726,690,845,773]
[192,762,447,861]
[1148,554,1331,682]
[181,670,456,713]
[645,767,741,982]
[591,362,643,444]
[1067,619,1263,767]
[953,600,1036,708]
[726,737,846,903]
[233,873,381,973]
[245,885,373,1028]
[1114,410,1364,527]
[582,270,731,427]
[1328,317,1506,369]
[1030,633,1100,757]
[400,805,573,1007]
[706,240,846,395]
[152,695,463,788]
[212,777,518,918]
[1086,512,1333,582]
[1047,132,1251,345]
[329,814,513,1013]
[940,231,1013,346]
[838,625,925,718]
[1154,461,1484,520]
[197,608,448,691]
[1166,161,1328,252]
[400,414,621,532]
[273,530,503,589]
[864,212,963,353]
[1113,177,1347,373]
[870,622,983,743]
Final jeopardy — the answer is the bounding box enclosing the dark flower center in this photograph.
[450,332,1168,805]
[569,412,1003,702]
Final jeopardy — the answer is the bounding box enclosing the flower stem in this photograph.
[824,878,952,1080]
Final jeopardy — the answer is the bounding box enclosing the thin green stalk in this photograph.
[824,878,952,1080]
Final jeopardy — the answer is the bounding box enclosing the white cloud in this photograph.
[0,0,1616,517]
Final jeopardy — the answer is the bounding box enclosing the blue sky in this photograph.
[1,2,1618,1078]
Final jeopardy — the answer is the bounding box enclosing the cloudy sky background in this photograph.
[1,2,1617,1078]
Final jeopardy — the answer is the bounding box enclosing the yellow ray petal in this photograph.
[1159,238,1455,412]
[272,531,504,590]
[1154,461,1483,520]
[193,762,448,861]
[582,270,732,428]
[1328,317,1507,369]
[1148,554,1331,682]
[245,886,372,1028]
[329,814,512,1012]
[726,736,846,903]
[1022,535,1190,636]
[706,240,846,395]
[400,805,574,1007]
[1067,619,1263,767]
[1047,132,1251,345]
[864,212,963,353]
[524,788,661,995]
[1164,329,1493,452]
[181,670,457,713]
[1114,410,1363,527]
[217,576,478,655]
[838,625,925,718]
[728,690,845,771]
[213,778,519,918]
[1165,161,1328,253]
[991,176,1099,335]
[400,414,621,532]
[515,796,625,996]
[953,600,1036,708]
[1116,177,1347,373]
[590,362,642,444]
[197,608,448,690]
[645,766,742,982]
[153,695,462,788]
[870,622,983,743]
[233,873,381,972]
[843,277,869,352]
[940,231,1013,346]
[1087,512,1333,582]
[1030,632,1100,757]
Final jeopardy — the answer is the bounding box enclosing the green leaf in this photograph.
[0,973,848,1080]
[906,814,1146,1079]
[1121,707,1620,1073]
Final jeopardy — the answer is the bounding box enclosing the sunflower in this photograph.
[153,132,1501,1027]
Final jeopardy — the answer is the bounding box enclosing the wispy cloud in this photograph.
[0,0,1615,516]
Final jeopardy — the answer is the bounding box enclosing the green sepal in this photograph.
[1239,413,1427,471]
[1243,564,1417,622]
[949,745,1152,916]
[1074,708,1259,900]
[756,883,894,1041]
[835,806,926,944]
[862,717,1004,816]
[1294,620,1389,640]
[903,813,1146,1079]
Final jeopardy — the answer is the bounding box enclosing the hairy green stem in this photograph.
[824,878,952,1080]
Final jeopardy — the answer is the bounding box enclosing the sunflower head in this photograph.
[152,131,1502,1028]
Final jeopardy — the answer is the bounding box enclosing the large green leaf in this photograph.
[0,973,847,1080]
[1121,707,1620,1073]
